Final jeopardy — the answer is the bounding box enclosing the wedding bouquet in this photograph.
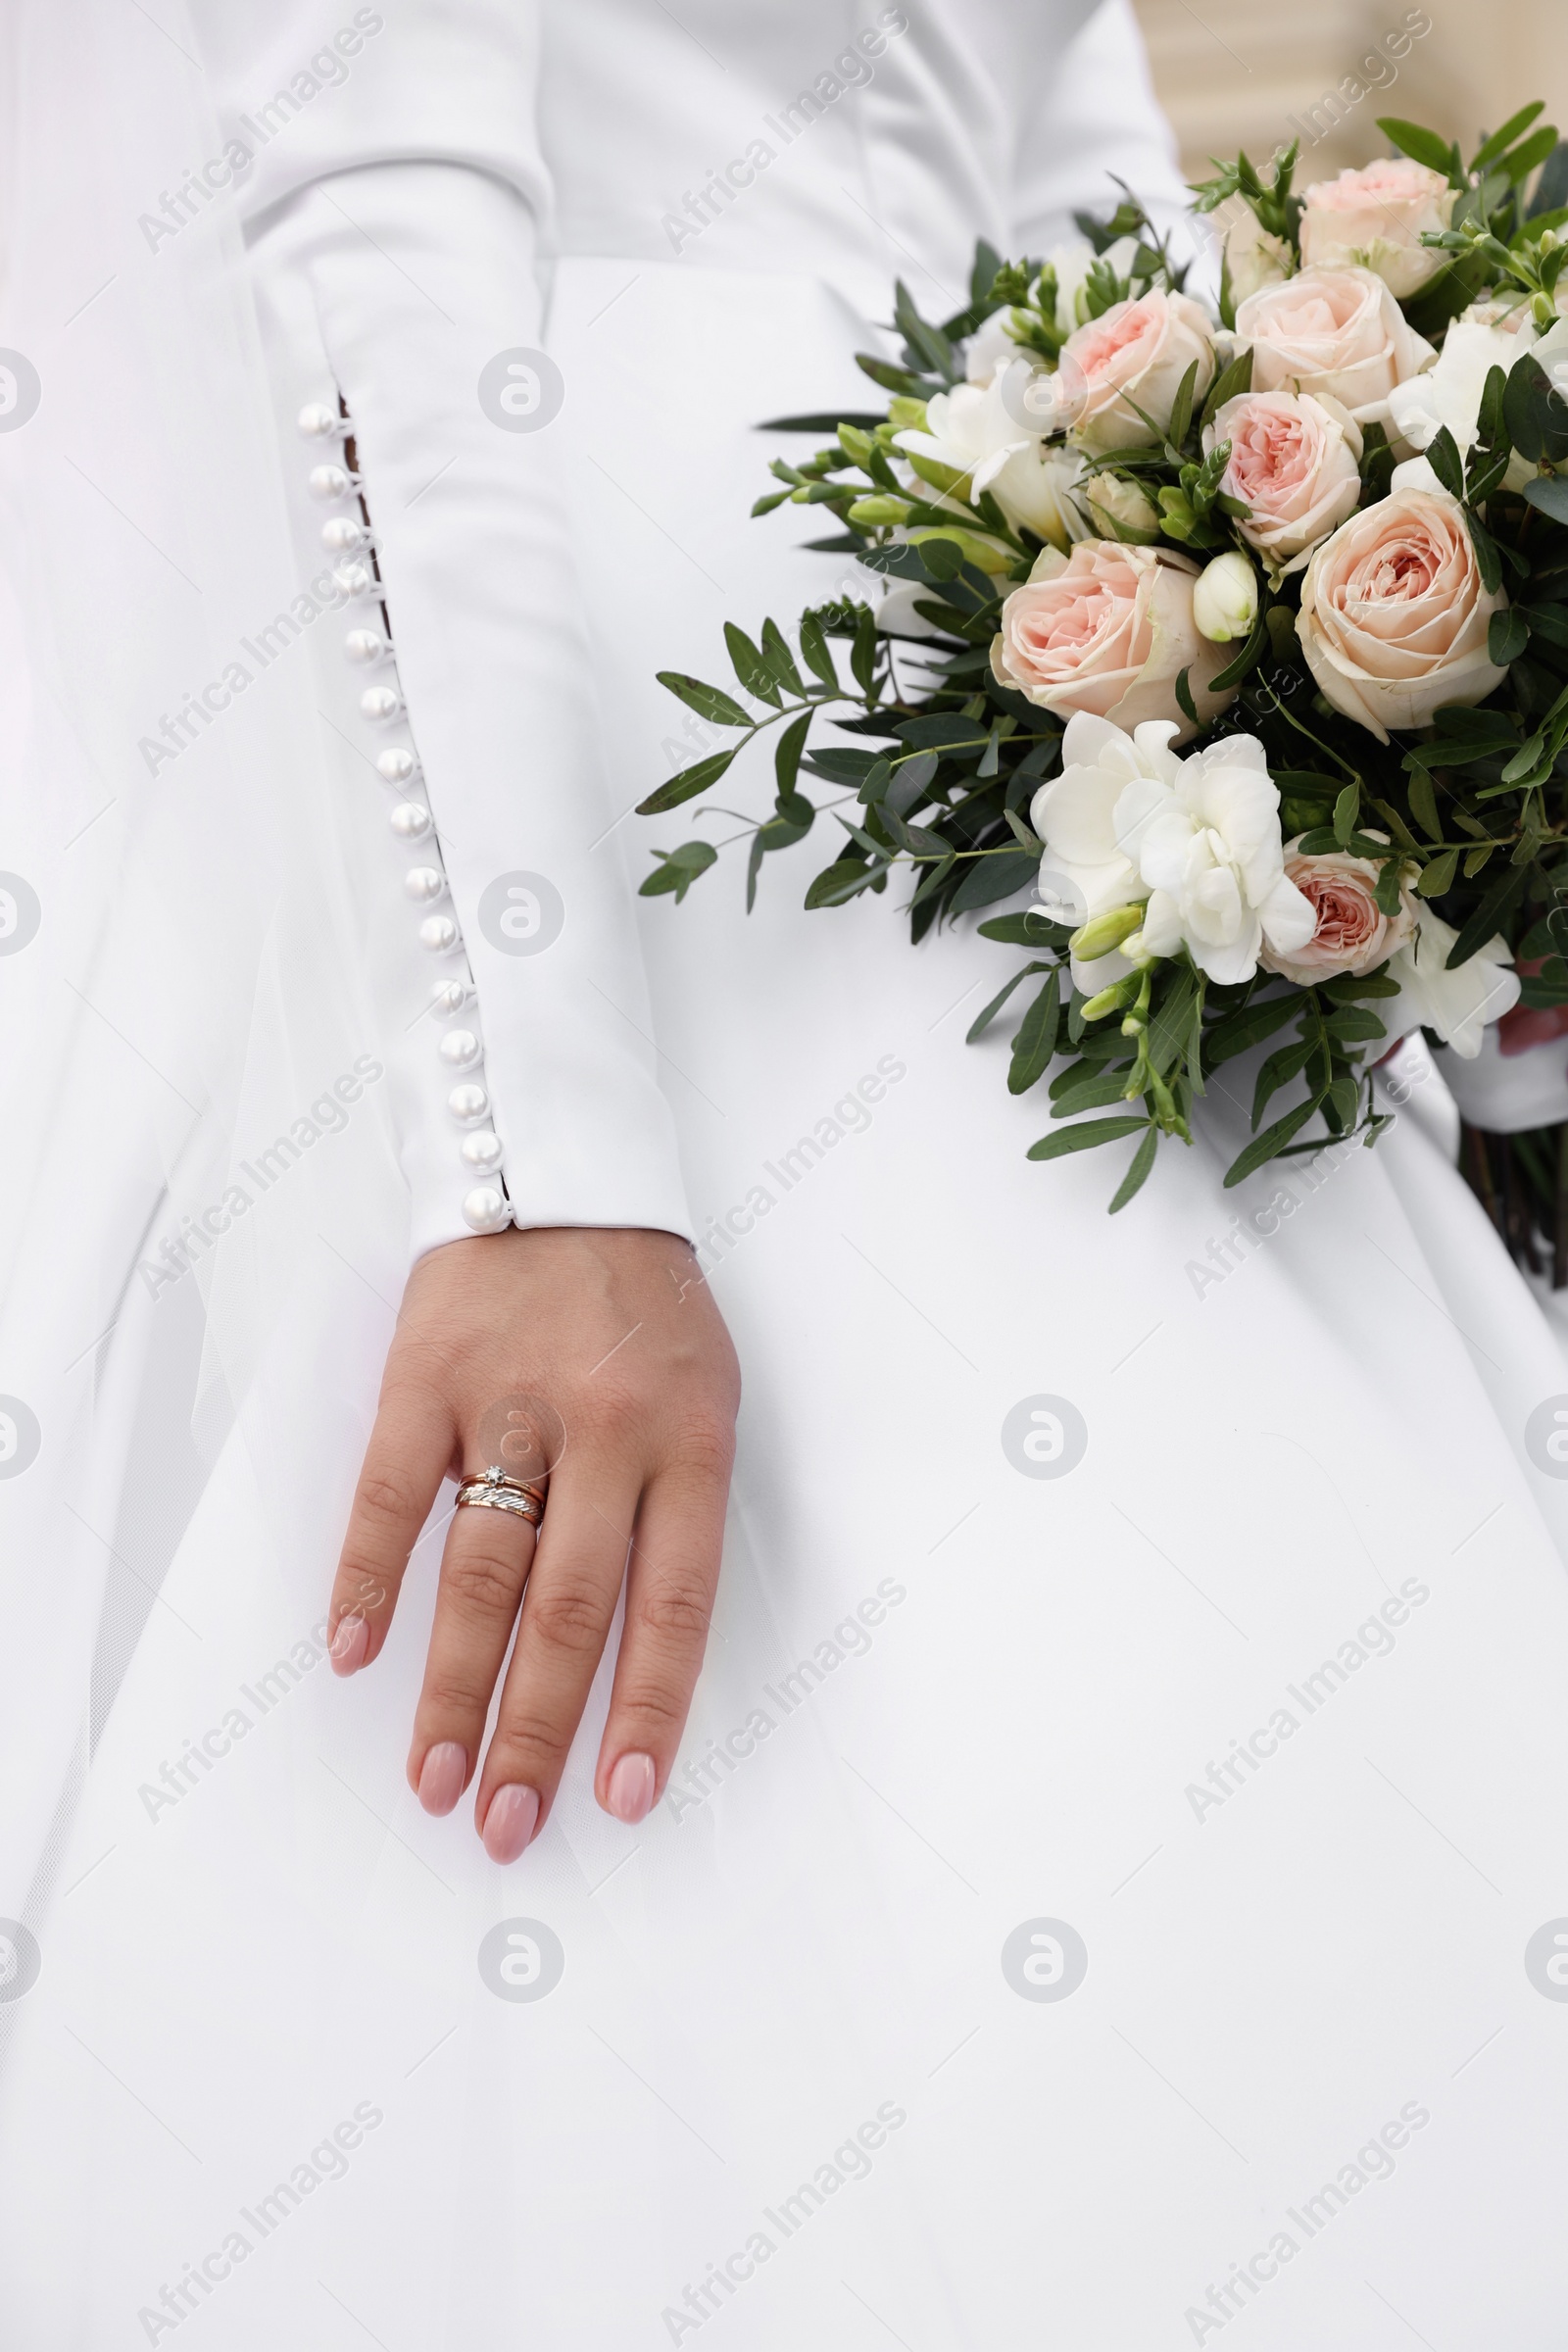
[638,105,1568,1258]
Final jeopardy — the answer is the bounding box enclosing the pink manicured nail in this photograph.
[329,1615,368,1676]
[607,1752,657,1826]
[416,1741,466,1818]
[481,1784,541,1863]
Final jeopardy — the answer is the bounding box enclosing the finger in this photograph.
[407,1493,538,1817]
[475,1461,641,1860]
[330,1380,457,1676]
[595,1450,728,1826]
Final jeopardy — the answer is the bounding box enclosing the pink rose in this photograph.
[991,541,1239,742]
[1260,838,1416,986]
[1299,160,1457,301]
[1206,390,1364,574]
[1060,289,1217,456]
[1297,486,1509,743]
[1235,267,1435,424]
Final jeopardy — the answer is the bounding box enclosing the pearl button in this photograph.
[320,516,368,553]
[404,866,446,905]
[438,1027,482,1069]
[360,687,403,723]
[463,1186,511,1235]
[448,1083,490,1124]
[334,561,374,599]
[309,464,351,501]
[376,748,418,786]
[430,979,470,1014]
[390,802,432,840]
[345,628,388,665]
[460,1129,505,1174]
[297,403,341,438]
[418,915,459,953]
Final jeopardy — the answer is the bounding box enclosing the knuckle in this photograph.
[526,1575,610,1656]
[635,1582,713,1649]
[422,1659,496,1717]
[443,1545,525,1620]
[613,1676,690,1739]
[666,1410,736,1483]
[356,1471,422,1532]
[334,1557,393,1616]
[488,1708,572,1777]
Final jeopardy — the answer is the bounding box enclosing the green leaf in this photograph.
[1052,1067,1137,1118]
[1199,343,1254,434]
[1174,666,1200,728]
[1445,859,1530,967]
[656,670,749,729]
[805,857,880,908]
[1425,424,1466,503]
[636,746,738,815]
[1491,607,1531,665]
[1323,1005,1389,1043]
[639,840,717,902]
[1223,1095,1322,1188]
[724,622,780,707]
[1108,1126,1159,1213]
[979,909,1071,946]
[1027,1114,1148,1162]
[1505,125,1561,187]
[1408,768,1444,842]
[1377,117,1461,177]
[1416,848,1458,898]
[1505,353,1568,466]
[1252,1037,1312,1128]
[773,709,812,800]
[1165,357,1201,454]
[797,611,839,690]
[1324,1073,1361,1133]
[1204,990,1299,1066]
[760,617,806,696]
[950,848,1040,912]
[966,960,1049,1044]
[1333,782,1361,847]
[1473,103,1547,173]
[1008,970,1061,1097]
[1524,475,1568,525]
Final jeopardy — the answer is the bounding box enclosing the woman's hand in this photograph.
[326,1226,739,1861]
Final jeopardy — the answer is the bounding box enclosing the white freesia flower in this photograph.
[1115,732,1315,985]
[1384,911,1521,1059]
[894,368,1088,546]
[1390,308,1568,492]
[965,309,1027,387]
[1029,711,1177,987]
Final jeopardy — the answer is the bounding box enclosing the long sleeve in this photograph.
[1009,0,1192,253]
[189,5,695,1258]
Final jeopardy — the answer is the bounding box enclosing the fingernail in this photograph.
[416,1741,466,1817]
[329,1615,368,1676]
[481,1784,541,1864]
[606,1752,657,1826]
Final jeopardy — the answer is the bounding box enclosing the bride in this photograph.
[5,0,1568,2342]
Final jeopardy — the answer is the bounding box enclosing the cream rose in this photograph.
[1260,838,1416,986]
[1219,200,1296,305]
[1299,160,1458,302]
[1205,390,1364,574]
[1060,290,1217,455]
[1296,487,1509,743]
[991,541,1239,742]
[1235,267,1435,425]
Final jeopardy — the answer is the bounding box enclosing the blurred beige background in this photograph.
[1131,0,1568,184]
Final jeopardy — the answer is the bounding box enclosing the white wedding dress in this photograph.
[6,3,1568,2346]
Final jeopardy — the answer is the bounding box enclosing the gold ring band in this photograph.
[455,1466,548,1526]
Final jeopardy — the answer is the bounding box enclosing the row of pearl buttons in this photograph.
[300,402,513,1237]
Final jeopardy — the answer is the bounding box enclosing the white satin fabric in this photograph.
[7,5,1568,2349]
